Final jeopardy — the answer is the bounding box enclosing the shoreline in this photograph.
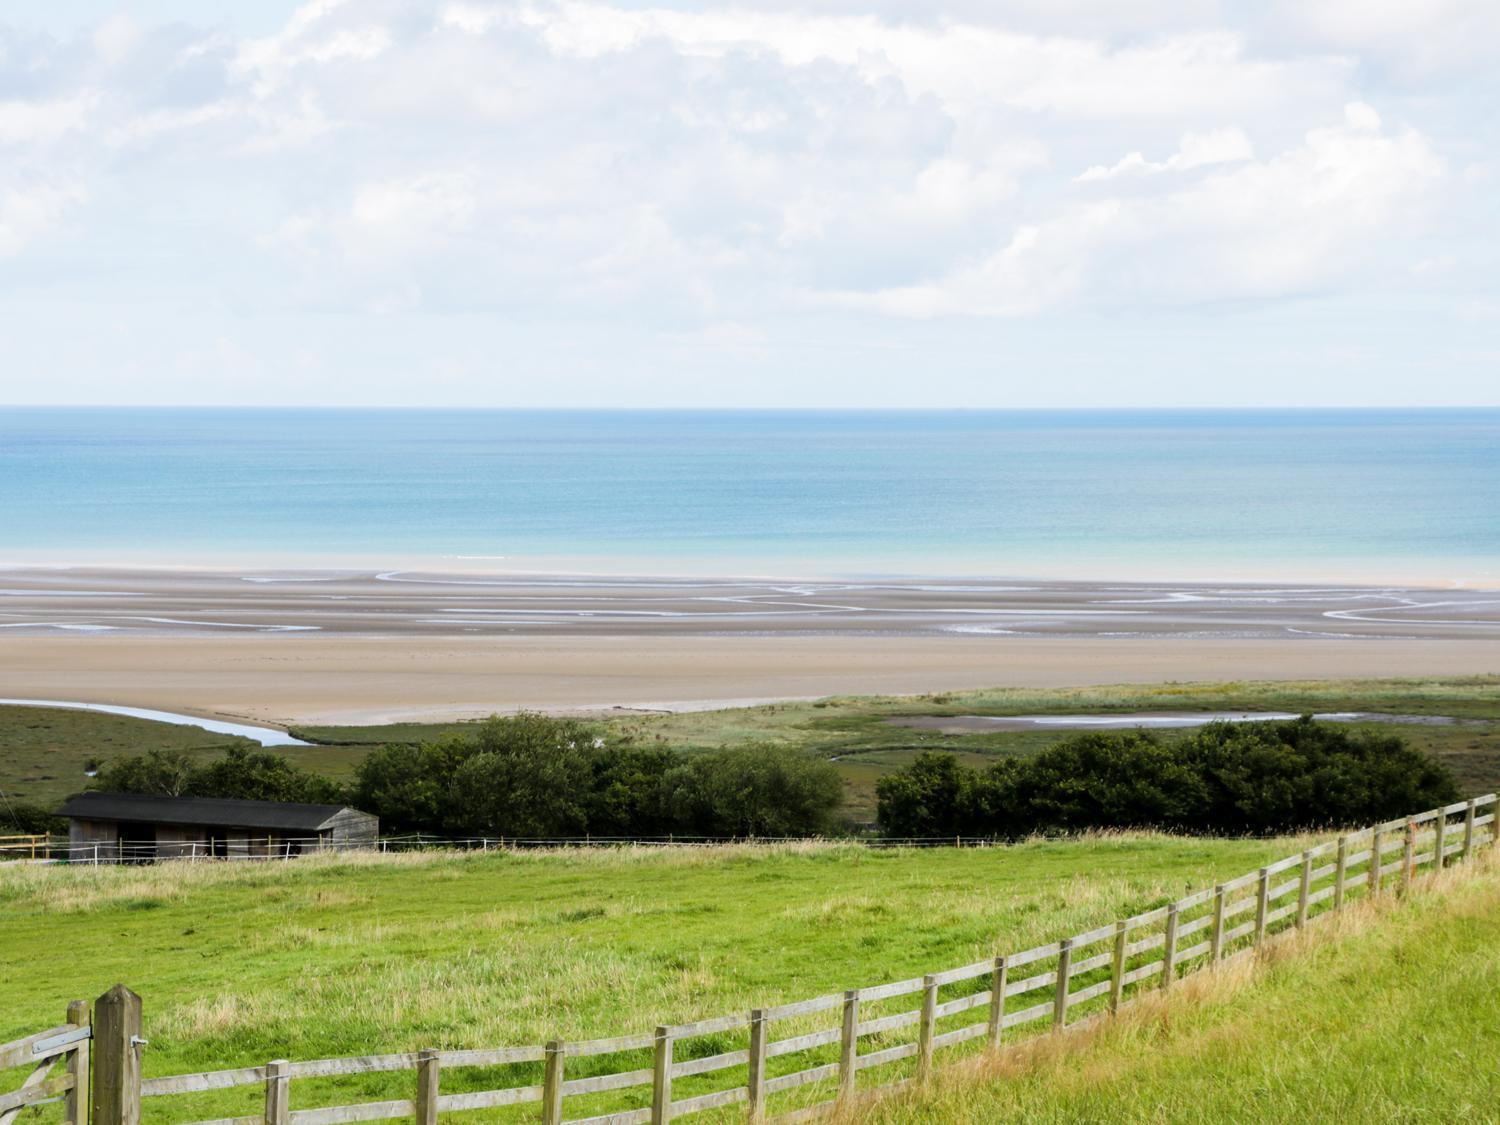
[2,556,1496,593]
[2,634,1498,727]
[0,564,1495,728]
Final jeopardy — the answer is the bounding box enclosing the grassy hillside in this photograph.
[851,850,1500,1124]
[2,835,1294,1121]
[6,675,1499,818]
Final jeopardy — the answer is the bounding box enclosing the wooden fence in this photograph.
[5,794,1496,1125]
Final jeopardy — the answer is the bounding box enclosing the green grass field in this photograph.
[851,849,1500,1124]
[1,835,1299,1122]
[5,676,1499,821]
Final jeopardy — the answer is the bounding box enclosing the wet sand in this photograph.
[0,567,1496,726]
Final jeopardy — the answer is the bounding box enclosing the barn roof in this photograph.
[56,791,371,832]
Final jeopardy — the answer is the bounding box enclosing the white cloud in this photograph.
[1076,127,1256,181]
[837,107,1442,316]
[0,0,1489,406]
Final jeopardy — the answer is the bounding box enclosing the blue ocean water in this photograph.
[1,408,1496,581]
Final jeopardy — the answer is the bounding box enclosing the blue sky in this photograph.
[2,1,1496,407]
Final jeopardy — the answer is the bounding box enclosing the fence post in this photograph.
[415,1050,438,1125]
[987,957,1007,1047]
[1434,809,1448,871]
[264,1060,290,1125]
[541,1041,566,1125]
[1402,819,1416,892]
[916,975,938,1082]
[1492,797,1500,846]
[1209,886,1226,964]
[1109,921,1128,1012]
[1463,799,1477,859]
[1369,827,1383,896]
[1253,868,1270,945]
[64,1000,90,1125]
[1295,852,1312,927]
[1161,907,1179,990]
[651,1026,673,1124]
[1052,939,1074,1028]
[747,1010,768,1123]
[1333,837,1348,911]
[92,984,142,1125]
[838,990,860,1101]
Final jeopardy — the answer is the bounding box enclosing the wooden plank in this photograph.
[854,1043,917,1072]
[285,1056,419,1081]
[670,1087,748,1115]
[927,959,995,987]
[1435,811,1448,871]
[916,977,938,1082]
[747,1010,768,1125]
[765,1029,840,1059]
[265,1060,290,1125]
[663,1013,746,1039]
[1109,921,1127,1013]
[858,978,925,1003]
[541,1043,563,1125]
[1265,903,1296,926]
[1068,979,1112,1006]
[64,1001,89,1125]
[1069,950,1113,976]
[561,1069,653,1095]
[1254,868,1271,943]
[1125,933,1165,958]
[567,1108,653,1125]
[1210,886,1227,964]
[432,1086,542,1111]
[562,1036,653,1060]
[856,1010,920,1037]
[142,1069,266,1096]
[1307,886,1336,907]
[0,1026,76,1073]
[1000,1001,1052,1030]
[1069,922,1123,949]
[287,1100,414,1125]
[0,1074,73,1116]
[1464,800,1477,859]
[1004,942,1063,969]
[672,1049,748,1081]
[92,985,142,1125]
[931,1023,986,1051]
[1296,852,1313,927]
[987,957,1007,1048]
[935,991,991,1019]
[1175,914,1213,940]
[1403,819,1416,891]
[650,1028,672,1125]
[1053,940,1074,1027]
[762,995,841,1022]
[837,992,858,1103]
[763,1063,839,1094]
[1333,837,1348,910]
[1160,908,1179,991]
[1005,969,1058,998]
[1121,960,1164,987]
[1175,940,1211,964]
[415,1050,438,1125]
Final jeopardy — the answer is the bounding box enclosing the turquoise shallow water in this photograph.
[1,408,1495,581]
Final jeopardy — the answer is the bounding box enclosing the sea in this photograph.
[2,408,1496,584]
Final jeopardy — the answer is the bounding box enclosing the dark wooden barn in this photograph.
[56,792,379,862]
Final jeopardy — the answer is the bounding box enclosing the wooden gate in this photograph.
[0,1001,91,1125]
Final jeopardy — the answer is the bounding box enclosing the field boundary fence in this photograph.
[5,794,1496,1124]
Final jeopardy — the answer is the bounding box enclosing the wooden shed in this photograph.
[56,792,379,862]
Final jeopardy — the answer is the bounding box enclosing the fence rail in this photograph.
[10,794,1496,1124]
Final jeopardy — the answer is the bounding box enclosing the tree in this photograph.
[94,749,198,797]
[874,752,974,837]
[667,746,843,837]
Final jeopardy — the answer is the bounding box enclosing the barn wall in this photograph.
[324,808,379,849]
[68,819,118,862]
[155,825,207,860]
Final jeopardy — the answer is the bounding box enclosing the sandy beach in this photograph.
[0,567,1496,726]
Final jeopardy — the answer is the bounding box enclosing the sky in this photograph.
[1,1,1496,407]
